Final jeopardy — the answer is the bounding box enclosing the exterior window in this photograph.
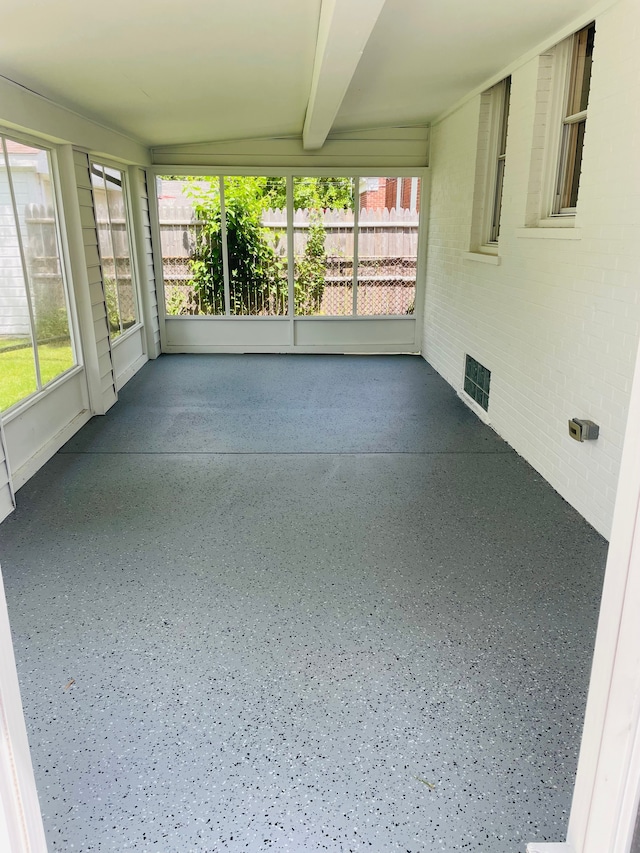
[553,23,595,214]
[469,76,511,252]
[157,175,422,318]
[488,78,510,243]
[0,135,77,413]
[91,163,138,338]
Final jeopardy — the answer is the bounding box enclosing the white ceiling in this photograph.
[0,0,591,149]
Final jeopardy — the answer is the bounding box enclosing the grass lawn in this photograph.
[0,341,74,412]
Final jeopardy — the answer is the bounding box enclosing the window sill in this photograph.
[538,215,576,227]
[111,322,143,346]
[462,251,501,265]
[1,364,84,424]
[516,227,582,240]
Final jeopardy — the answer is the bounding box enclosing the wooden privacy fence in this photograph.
[158,202,419,261]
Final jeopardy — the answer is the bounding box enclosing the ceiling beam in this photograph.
[302,0,387,151]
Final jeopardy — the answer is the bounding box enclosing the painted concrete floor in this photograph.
[0,354,607,852]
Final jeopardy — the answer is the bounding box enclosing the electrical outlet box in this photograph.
[568,418,600,442]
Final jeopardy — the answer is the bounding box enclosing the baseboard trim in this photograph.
[12,409,91,491]
[116,353,148,391]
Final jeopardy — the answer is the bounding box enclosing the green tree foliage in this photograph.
[162,175,354,211]
[185,177,286,315]
[294,210,326,315]
[182,176,352,316]
[268,177,354,211]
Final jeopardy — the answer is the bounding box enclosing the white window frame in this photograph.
[486,77,510,245]
[89,159,142,346]
[154,170,425,320]
[537,23,594,226]
[468,76,511,256]
[0,129,83,416]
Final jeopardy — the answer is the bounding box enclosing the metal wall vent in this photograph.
[464,355,491,411]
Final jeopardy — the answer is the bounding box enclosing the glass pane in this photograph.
[357,177,420,316]
[498,77,511,158]
[104,167,136,332]
[490,158,506,243]
[157,177,222,315]
[560,120,586,210]
[0,146,38,411]
[568,23,595,117]
[224,176,287,316]
[7,142,74,388]
[294,177,354,316]
[91,165,121,337]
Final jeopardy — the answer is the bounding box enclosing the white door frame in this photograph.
[0,564,47,852]
[529,340,640,853]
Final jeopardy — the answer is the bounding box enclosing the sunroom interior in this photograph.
[1,0,640,851]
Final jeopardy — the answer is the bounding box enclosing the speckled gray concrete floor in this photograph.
[0,354,607,852]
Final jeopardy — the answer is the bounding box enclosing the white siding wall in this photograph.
[133,168,161,358]
[422,0,640,538]
[0,424,14,523]
[73,149,117,411]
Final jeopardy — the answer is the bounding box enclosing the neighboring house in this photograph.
[358,176,421,211]
[0,142,51,337]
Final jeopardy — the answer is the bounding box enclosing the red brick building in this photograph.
[358,176,421,211]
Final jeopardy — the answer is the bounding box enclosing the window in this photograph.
[357,177,420,315]
[553,22,595,214]
[488,78,510,243]
[90,163,138,338]
[157,175,422,318]
[525,22,596,227]
[0,135,77,413]
[469,77,511,252]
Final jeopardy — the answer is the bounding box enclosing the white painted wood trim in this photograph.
[0,421,15,512]
[150,166,429,179]
[412,170,430,352]
[128,166,159,359]
[462,251,501,264]
[527,845,575,853]
[352,176,359,315]
[163,345,420,354]
[302,0,387,150]
[145,168,168,353]
[0,565,48,853]
[286,175,295,346]
[561,297,640,853]
[57,146,105,414]
[115,353,147,392]
[10,409,90,491]
[219,177,231,316]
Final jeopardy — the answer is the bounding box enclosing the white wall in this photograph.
[151,126,430,168]
[422,0,640,538]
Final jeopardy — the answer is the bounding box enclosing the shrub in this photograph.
[295,210,326,315]
[186,178,286,315]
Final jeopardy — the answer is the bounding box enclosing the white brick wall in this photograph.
[422,0,640,538]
